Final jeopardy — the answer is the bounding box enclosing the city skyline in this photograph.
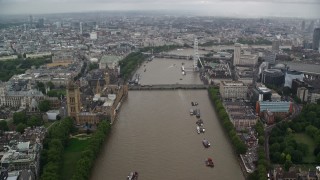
[0,0,320,18]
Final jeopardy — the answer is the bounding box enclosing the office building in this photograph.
[292,79,309,95]
[261,69,285,87]
[256,101,293,115]
[301,21,305,31]
[272,40,280,51]
[37,18,44,28]
[297,87,309,102]
[79,22,83,34]
[219,81,247,100]
[233,43,241,66]
[99,55,122,70]
[47,52,74,67]
[29,15,33,28]
[284,70,304,88]
[251,85,272,102]
[310,92,320,104]
[313,28,320,51]
[264,110,275,125]
[90,32,97,40]
[233,44,257,66]
[264,51,276,65]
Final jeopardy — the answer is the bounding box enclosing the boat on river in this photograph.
[196,109,201,118]
[196,119,203,126]
[190,109,194,115]
[205,158,214,167]
[127,171,138,180]
[202,139,210,148]
[197,126,205,134]
[191,102,198,106]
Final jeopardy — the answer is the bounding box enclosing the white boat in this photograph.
[197,126,205,134]
[127,171,138,180]
[200,127,205,133]
[196,109,201,118]
[197,126,200,134]
[190,109,194,115]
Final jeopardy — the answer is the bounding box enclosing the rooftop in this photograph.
[100,55,122,63]
[221,81,245,86]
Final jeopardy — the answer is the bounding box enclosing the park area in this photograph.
[293,133,316,163]
[61,136,91,180]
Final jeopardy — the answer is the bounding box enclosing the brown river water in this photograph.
[91,54,245,180]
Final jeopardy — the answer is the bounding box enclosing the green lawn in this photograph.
[61,138,90,180]
[293,133,316,163]
[44,121,55,128]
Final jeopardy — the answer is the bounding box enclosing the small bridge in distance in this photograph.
[128,84,211,91]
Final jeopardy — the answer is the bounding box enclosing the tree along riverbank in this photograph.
[208,87,247,155]
[72,121,111,180]
[40,119,111,180]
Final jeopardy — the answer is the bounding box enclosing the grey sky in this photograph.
[0,0,319,18]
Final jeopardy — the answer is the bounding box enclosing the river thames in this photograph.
[91,49,244,180]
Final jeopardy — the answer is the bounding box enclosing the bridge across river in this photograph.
[128,84,211,90]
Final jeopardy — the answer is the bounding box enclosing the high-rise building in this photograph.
[233,43,241,65]
[37,18,44,28]
[297,87,309,102]
[79,22,83,34]
[264,51,276,64]
[312,28,320,51]
[29,15,33,28]
[301,21,305,31]
[272,40,280,51]
[55,22,62,29]
[308,21,315,33]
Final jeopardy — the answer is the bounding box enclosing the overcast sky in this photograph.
[0,0,319,18]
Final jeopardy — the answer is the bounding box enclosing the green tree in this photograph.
[255,121,265,135]
[258,136,265,145]
[271,152,282,163]
[291,150,303,163]
[0,121,9,131]
[316,153,320,163]
[36,82,46,94]
[16,123,27,133]
[284,159,293,171]
[88,63,99,71]
[28,115,42,127]
[46,81,55,89]
[71,121,111,179]
[47,91,57,97]
[247,171,259,180]
[13,112,27,125]
[39,100,51,112]
[296,143,308,155]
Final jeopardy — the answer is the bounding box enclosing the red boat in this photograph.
[205,158,214,168]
